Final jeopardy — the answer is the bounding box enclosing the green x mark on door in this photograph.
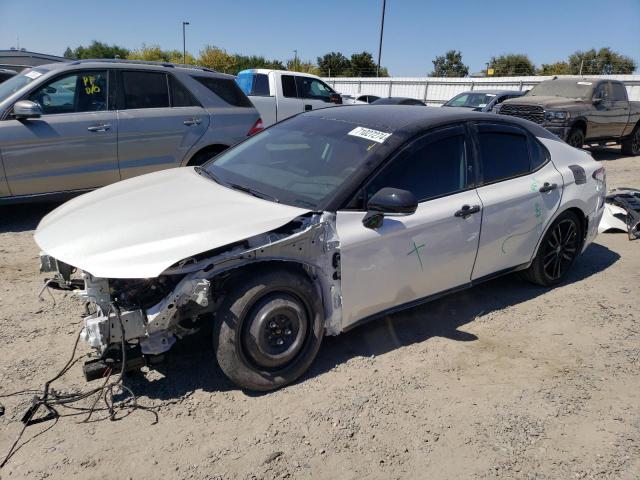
[407,241,426,271]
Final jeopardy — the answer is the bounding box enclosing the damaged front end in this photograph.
[39,213,342,380]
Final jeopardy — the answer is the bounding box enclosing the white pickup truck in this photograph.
[236,69,343,127]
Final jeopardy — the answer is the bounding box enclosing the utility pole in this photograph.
[182,21,190,64]
[376,0,386,77]
[293,50,298,70]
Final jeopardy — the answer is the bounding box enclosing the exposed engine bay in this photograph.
[40,213,342,380]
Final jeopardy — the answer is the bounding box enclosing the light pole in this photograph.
[293,49,298,70]
[182,21,190,64]
[376,0,386,77]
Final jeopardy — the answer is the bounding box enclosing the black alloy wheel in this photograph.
[541,218,580,281]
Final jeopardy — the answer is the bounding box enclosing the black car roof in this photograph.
[306,105,557,140]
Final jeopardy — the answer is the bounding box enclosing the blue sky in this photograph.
[1,0,638,75]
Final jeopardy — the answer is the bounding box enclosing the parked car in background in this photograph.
[36,106,605,391]
[0,59,261,203]
[0,68,17,83]
[371,97,426,106]
[497,78,640,154]
[355,94,380,104]
[236,69,342,127]
[443,90,524,112]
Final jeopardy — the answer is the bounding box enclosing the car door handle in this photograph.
[183,118,202,126]
[87,124,110,132]
[539,182,558,193]
[454,204,481,218]
[304,104,312,111]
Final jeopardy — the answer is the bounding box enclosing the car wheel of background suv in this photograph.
[213,267,324,391]
[621,123,640,156]
[566,128,585,149]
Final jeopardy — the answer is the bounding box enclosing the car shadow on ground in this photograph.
[0,202,61,233]
[128,241,620,400]
[588,146,632,162]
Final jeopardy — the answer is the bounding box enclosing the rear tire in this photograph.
[213,268,324,391]
[566,128,585,149]
[621,124,640,156]
[522,211,583,287]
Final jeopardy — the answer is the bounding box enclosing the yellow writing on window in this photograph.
[82,76,101,95]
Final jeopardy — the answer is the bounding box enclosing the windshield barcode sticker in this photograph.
[348,126,392,144]
[24,71,42,79]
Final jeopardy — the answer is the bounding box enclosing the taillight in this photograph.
[247,118,263,136]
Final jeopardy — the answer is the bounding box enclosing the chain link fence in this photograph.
[325,75,640,105]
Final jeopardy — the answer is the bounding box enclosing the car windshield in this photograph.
[444,92,496,108]
[202,116,383,210]
[527,80,593,98]
[0,68,48,103]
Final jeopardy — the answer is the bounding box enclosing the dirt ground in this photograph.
[1,147,639,480]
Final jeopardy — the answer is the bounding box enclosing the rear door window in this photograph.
[476,124,531,183]
[28,70,108,114]
[192,76,252,107]
[281,75,297,98]
[122,71,169,109]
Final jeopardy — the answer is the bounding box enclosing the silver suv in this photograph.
[0,60,261,203]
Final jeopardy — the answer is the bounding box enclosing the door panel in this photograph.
[337,190,482,327]
[117,107,208,179]
[472,161,562,280]
[2,113,119,195]
[1,69,119,196]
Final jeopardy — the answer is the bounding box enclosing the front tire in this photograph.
[523,211,582,287]
[621,124,640,156]
[566,127,585,149]
[213,268,324,391]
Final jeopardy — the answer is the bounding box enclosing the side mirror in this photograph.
[329,93,342,104]
[593,96,602,105]
[362,188,418,229]
[13,100,42,119]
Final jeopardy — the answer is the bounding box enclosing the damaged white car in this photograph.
[35,106,606,391]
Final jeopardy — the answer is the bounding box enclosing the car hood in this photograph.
[34,167,311,279]
[503,95,586,109]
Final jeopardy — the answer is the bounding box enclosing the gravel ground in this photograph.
[0,147,639,480]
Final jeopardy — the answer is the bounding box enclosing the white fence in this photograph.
[324,75,640,106]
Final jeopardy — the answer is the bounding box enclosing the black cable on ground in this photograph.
[0,303,158,469]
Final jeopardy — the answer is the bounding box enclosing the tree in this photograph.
[537,61,571,75]
[317,52,350,77]
[198,45,237,73]
[127,44,195,64]
[568,48,636,75]
[66,40,129,60]
[488,54,535,76]
[286,59,321,75]
[430,50,468,77]
[348,51,386,77]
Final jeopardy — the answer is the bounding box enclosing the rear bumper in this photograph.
[583,205,605,252]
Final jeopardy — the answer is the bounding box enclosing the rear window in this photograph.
[236,71,270,96]
[122,71,169,109]
[193,76,252,107]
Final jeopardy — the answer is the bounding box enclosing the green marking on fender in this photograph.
[407,241,426,271]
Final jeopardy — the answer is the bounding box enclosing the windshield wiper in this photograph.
[227,182,280,203]
[194,166,223,184]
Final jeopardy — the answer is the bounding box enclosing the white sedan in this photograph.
[35,106,606,391]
